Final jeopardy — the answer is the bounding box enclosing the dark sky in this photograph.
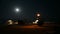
[0,0,56,23]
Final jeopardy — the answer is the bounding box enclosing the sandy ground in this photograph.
[0,23,56,34]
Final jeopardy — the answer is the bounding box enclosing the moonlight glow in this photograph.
[16,8,19,12]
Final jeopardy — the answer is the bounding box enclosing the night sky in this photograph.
[0,0,56,23]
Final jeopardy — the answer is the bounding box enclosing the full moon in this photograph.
[16,8,19,12]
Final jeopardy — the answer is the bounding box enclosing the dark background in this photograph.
[0,0,57,24]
